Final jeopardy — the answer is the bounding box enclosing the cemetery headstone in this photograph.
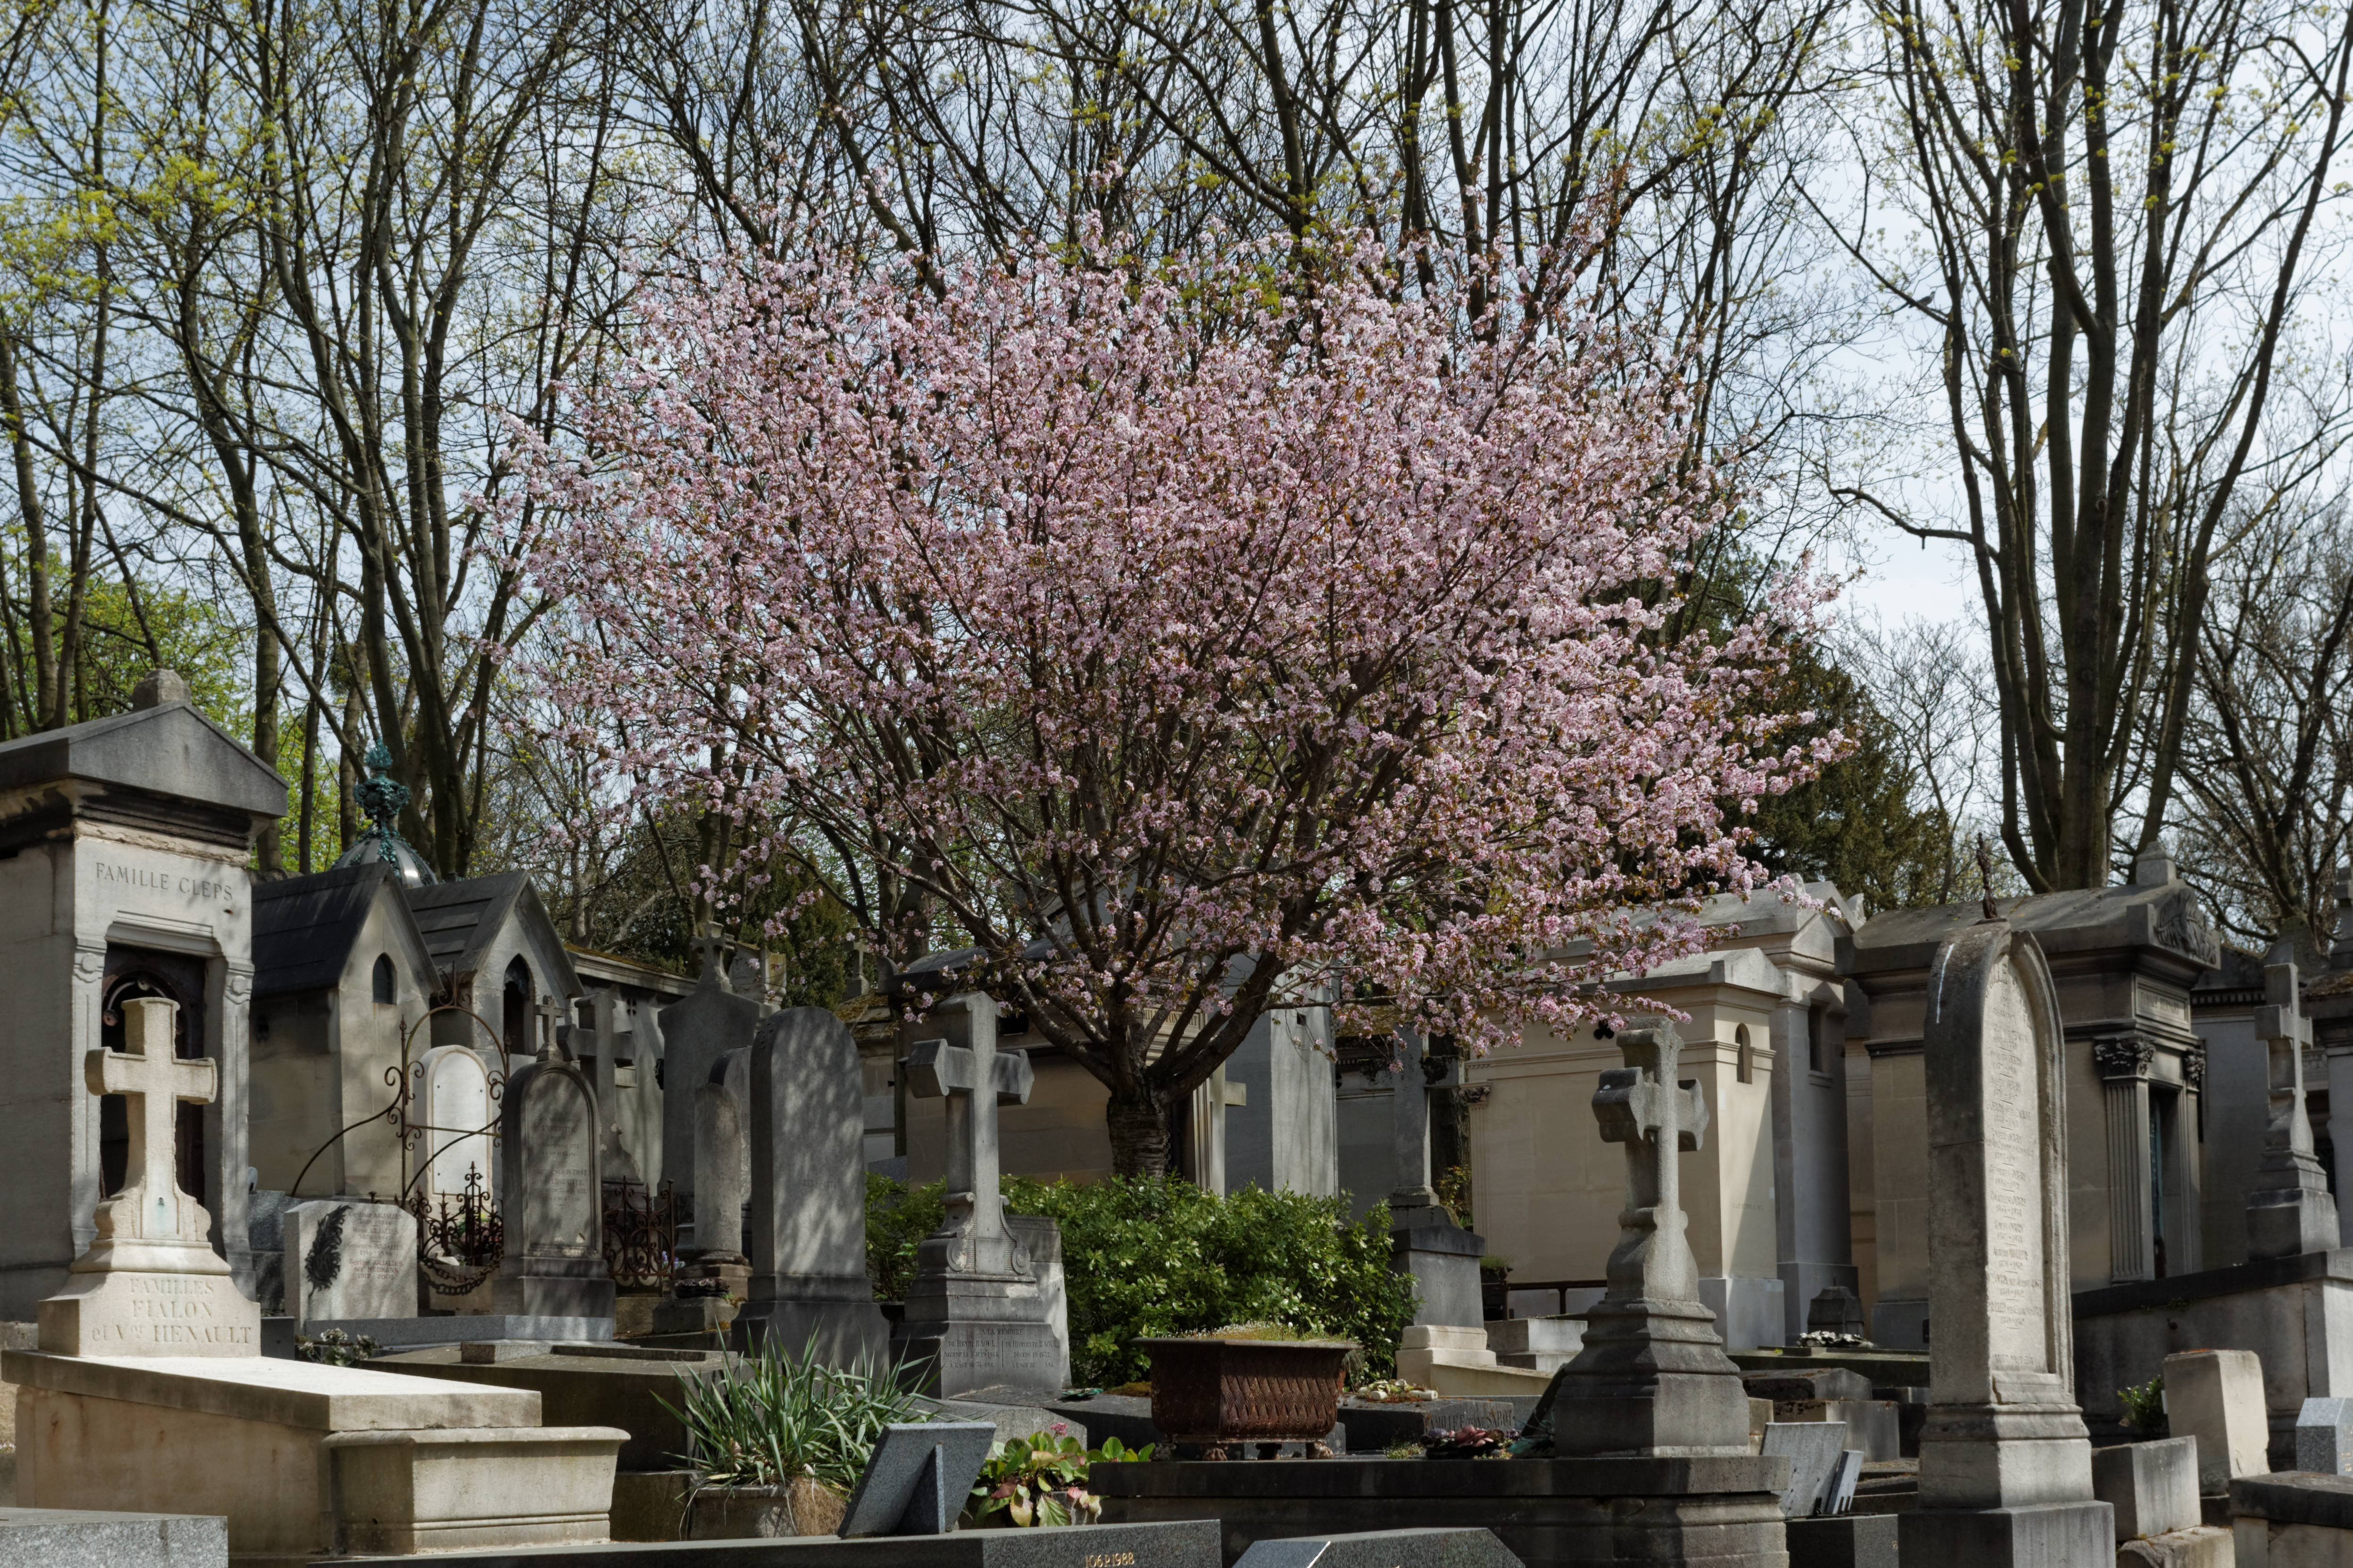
[2298,1396,2353,1476]
[2164,1348,2270,1495]
[655,945,761,1209]
[36,997,262,1355]
[1805,1285,1870,1342]
[836,1420,997,1536]
[1898,917,2112,1568]
[1763,1420,1850,1517]
[2089,1436,2198,1540]
[284,1200,417,1325]
[2248,945,2339,1258]
[891,991,1068,1396]
[492,1053,614,1320]
[733,1008,891,1364]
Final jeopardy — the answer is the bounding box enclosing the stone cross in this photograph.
[904,992,1034,1277]
[2249,941,2339,1258]
[1592,1024,1709,1305]
[1531,1019,1749,1459]
[1388,1036,1465,1214]
[91,997,218,1254]
[534,995,568,1061]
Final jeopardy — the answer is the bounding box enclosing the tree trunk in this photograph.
[1106,1083,1174,1179]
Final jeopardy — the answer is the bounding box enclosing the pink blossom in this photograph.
[519,225,1839,1171]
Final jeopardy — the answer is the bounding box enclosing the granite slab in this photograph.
[0,1507,227,1568]
[1231,1527,1522,1566]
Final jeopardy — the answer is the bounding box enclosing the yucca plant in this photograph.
[659,1337,937,1493]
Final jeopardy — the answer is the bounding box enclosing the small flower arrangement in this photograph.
[1423,1426,1511,1460]
[296,1328,379,1366]
[1350,1378,1437,1404]
[970,1427,1154,1527]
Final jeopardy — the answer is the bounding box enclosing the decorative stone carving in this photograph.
[2154,889,2222,968]
[2092,1034,2155,1081]
[2180,1044,2207,1092]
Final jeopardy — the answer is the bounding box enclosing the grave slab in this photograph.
[1763,1421,1849,1516]
[1093,1454,1790,1568]
[325,1427,630,1554]
[2300,1396,2353,1476]
[326,1518,1222,1565]
[284,1201,416,1326]
[2074,1250,2353,1469]
[2167,1349,2271,1495]
[374,1345,733,1473]
[1229,1528,1522,1567]
[267,1314,614,1355]
[1784,1513,1897,1568]
[2117,1527,2233,1568]
[2092,1438,2200,1540]
[2233,1470,2353,1567]
[1486,1317,1580,1374]
[0,1507,227,1568]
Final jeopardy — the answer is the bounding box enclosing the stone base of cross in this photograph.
[39,996,259,1357]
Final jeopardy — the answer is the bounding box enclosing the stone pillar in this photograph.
[2248,943,2338,1260]
[2093,1034,2156,1283]
[1900,918,2110,1568]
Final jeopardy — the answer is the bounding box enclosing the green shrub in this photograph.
[864,1174,1414,1385]
[2118,1376,2167,1437]
[866,1172,945,1303]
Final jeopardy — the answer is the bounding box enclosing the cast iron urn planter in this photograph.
[1134,1335,1356,1459]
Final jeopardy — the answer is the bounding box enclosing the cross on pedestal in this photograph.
[2250,941,2338,1257]
[1592,1023,1709,1306]
[904,992,1034,1277]
[88,997,218,1251]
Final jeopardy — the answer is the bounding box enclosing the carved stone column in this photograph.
[2094,1033,2156,1284]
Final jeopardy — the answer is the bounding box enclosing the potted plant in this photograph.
[660,1339,936,1538]
[1134,1322,1357,1460]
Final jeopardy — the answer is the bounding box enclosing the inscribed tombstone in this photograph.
[693,1079,747,1261]
[492,1056,613,1320]
[284,1200,417,1324]
[1900,919,2109,1568]
[2299,1396,2353,1477]
[1762,1421,1848,1518]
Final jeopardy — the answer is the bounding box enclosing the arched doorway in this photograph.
[502,956,535,1058]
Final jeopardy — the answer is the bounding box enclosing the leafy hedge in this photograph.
[866,1173,1415,1386]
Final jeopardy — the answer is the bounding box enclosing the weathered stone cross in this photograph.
[89,997,216,1253]
[905,992,1034,1277]
[2250,941,2338,1257]
[1591,1023,1709,1305]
